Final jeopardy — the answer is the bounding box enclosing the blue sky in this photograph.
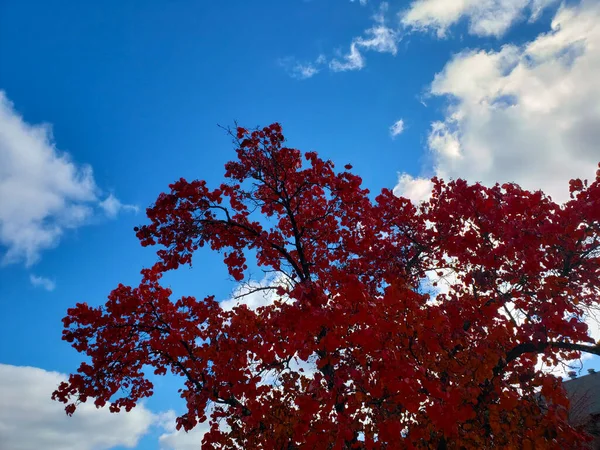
[1,0,599,448]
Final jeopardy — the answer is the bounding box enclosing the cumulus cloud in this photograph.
[389,119,405,138]
[29,274,56,291]
[0,364,156,450]
[585,308,600,345]
[159,418,211,450]
[395,0,600,204]
[219,274,292,311]
[393,174,433,203]
[401,0,559,38]
[0,91,136,266]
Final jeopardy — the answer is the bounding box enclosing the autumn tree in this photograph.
[53,124,600,449]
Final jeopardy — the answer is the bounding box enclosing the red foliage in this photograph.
[53,123,600,449]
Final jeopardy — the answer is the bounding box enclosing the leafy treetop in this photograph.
[53,123,600,449]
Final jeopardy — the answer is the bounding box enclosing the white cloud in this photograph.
[0,364,156,450]
[280,60,318,80]
[158,403,232,450]
[0,91,135,266]
[401,0,559,38]
[330,3,400,72]
[99,194,139,218]
[586,309,600,344]
[395,0,600,204]
[29,274,56,291]
[294,0,558,78]
[393,174,433,203]
[330,42,367,72]
[219,275,290,311]
[350,0,368,5]
[389,119,405,138]
[159,420,210,450]
[356,26,398,54]
[530,0,559,20]
[285,3,398,77]
[279,55,328,79]
[295,64,320,79]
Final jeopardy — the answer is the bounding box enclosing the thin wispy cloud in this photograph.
[329,43,366,72]
[29,274,56,292]
[282,2,399,77]
[279,55,327,79]
[330,3,399,72]
[99,194,139,218]
[389,119,405,138]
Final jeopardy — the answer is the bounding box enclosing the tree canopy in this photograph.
[53,124,600,449]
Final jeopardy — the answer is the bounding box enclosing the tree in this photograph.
[53,123,600,449]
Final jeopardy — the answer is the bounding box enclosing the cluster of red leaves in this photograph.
[53,123,600,449]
